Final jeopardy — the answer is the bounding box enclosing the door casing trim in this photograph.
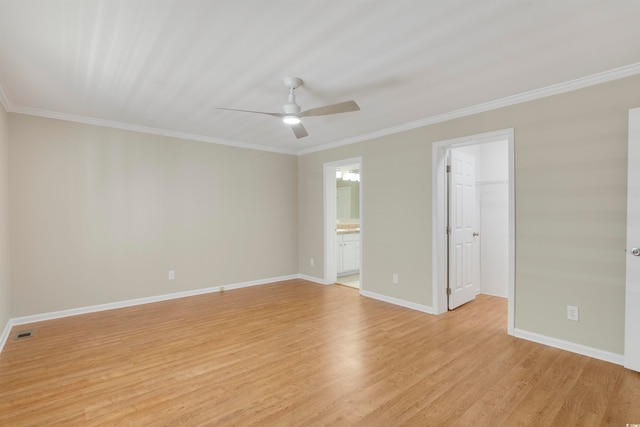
[625,108,640,371]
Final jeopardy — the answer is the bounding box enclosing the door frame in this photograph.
[432,129,515,335]
[324,157,363,286]
[625,108,640,371]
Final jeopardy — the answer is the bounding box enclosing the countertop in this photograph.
[337,226,360,235]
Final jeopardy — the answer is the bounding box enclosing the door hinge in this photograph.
[446,226,450,235]
[447,287,452,295]
[446,165,451,173]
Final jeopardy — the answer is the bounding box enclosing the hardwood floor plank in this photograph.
[1,280,638,426]
[550,358,623,426]
[600,368,640,426]
[454,343,557,426]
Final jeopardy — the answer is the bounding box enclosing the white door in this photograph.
[625,107,640,372]
[448,150,477,309]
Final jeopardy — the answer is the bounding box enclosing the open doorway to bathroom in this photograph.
[323,157,362,289]
[335,163,361,288]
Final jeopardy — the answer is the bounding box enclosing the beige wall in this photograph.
[8,115,298,317]
[0,105,9,330]
[3,73,638,356]
[298,74,640,355]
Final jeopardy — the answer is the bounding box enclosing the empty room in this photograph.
[1,1,640,425]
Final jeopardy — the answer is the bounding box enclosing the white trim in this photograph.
[297,62,640,155]
[7,106,297,155]
[0,319,12,352]
[432,129,515,336]
[359,161,364,291]
[1,274,330,352]
[432,144,448,315]
[507,134,515,336]
[479,291,508,299]
[514,328,624,366]
[625,107,640,371]
[324,164,338,284]
[3,64,639,156]
[360,289,433,314]
[298,274,331,285]
[8,274,297,328]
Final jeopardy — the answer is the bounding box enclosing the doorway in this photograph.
[324,157,363,289]
[432,129,515,334]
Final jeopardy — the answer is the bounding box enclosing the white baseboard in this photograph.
[297,274,331,285]
[479,290,508,299]
[8,274,298,328]
[360,289,433,314]
[514,328,624,366]
[0,319,12,353]
[4,283,625,368]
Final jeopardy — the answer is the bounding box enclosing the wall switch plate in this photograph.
[392,274,399,285]
[567,305,579,321]
[168,270,175,280]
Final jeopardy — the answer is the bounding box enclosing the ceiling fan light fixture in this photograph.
[282,115,301,125]
[217,76,359,139]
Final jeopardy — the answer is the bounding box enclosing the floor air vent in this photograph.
[14,329,34,340]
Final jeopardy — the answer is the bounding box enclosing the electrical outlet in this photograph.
[567,305,579,321]
[392,274,399,285]
[310,258,315,267]
[220,286,224,292]
[168,270,175,280]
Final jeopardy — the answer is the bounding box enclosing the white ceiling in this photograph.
[1,1,639,155]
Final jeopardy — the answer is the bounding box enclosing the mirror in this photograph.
[336,164,360,221]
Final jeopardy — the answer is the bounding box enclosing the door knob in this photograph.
[473,232,479,238]
[632,248,640,257]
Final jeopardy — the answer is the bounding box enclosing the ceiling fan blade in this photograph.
[291,122,308,139]
[216,107,283,118]
[300,100,360,117]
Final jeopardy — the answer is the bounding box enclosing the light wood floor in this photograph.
[1,279,639,426]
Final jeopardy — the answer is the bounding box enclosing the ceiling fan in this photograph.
[217,77,360,139]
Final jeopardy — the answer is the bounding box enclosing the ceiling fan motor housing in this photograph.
[282,102,301,115]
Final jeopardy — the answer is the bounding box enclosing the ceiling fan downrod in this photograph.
[282,78,302,124]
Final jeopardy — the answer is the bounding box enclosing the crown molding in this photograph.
[297,62,640,155]
[2,63,640,156]
[8,105,298,155]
